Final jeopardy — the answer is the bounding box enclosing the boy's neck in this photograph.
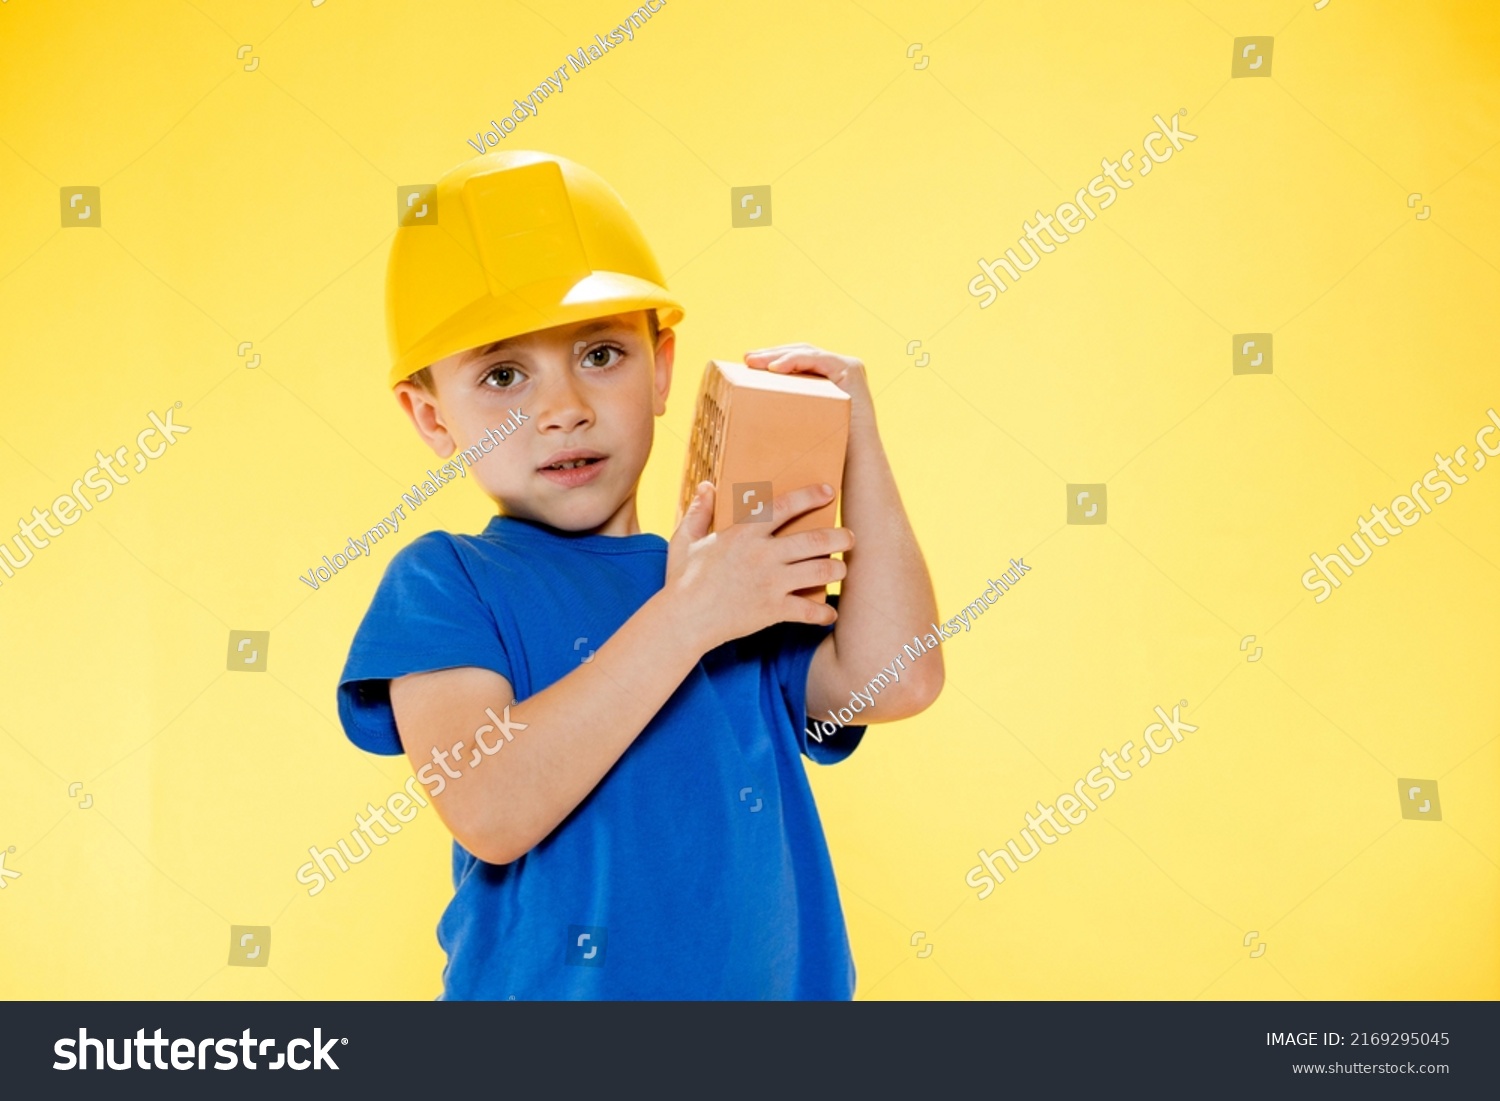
[599,499,642,537]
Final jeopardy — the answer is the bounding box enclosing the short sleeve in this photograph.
[337,533,513,756]
[763,593,866,764]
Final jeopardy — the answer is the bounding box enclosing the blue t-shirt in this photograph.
[337,514,865,1000]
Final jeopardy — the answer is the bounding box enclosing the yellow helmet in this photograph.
[385,151,684,388]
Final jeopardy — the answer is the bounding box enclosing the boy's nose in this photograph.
[535,373,594,434]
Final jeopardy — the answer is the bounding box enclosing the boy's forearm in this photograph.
[824,410,943,712]
[446,589,705,862]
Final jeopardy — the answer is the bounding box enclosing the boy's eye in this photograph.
[581,344,624,369]
[482,364,523,388]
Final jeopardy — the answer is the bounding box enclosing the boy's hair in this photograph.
[406,310,660,393]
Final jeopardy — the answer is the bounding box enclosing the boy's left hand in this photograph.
[745,343,944,725]
[743,344,874,423]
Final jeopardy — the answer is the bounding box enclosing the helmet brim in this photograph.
[389,271,683,387]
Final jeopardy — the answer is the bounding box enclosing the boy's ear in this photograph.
[394,378,458,458]
[651,327,676,417]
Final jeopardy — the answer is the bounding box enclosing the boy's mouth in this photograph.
[538,449,608,487]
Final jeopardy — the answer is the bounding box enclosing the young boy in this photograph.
[337,150,943,999]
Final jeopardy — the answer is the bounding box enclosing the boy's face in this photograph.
[395,311,675,536]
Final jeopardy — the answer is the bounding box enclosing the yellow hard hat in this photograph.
[385,150,685,388]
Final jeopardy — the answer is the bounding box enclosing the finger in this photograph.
[689,481,715,537]
[779,594,838,627]
[767,483,836,531]
[672,481,714,547]
[763,352,835,376]
[745,344,816,359]
[775,526,854,562]
[783,555,847,592]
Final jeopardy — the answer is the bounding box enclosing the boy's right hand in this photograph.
[665,481,854,653]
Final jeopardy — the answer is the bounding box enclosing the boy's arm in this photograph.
[744,345,944,724]
[391,592,702,866]
[389,484,849,865]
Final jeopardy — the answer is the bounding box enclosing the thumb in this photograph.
[672,481,715,548]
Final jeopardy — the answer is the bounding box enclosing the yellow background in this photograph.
[2,0,1497,1000]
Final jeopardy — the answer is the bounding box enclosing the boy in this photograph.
[337,150,943,999]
